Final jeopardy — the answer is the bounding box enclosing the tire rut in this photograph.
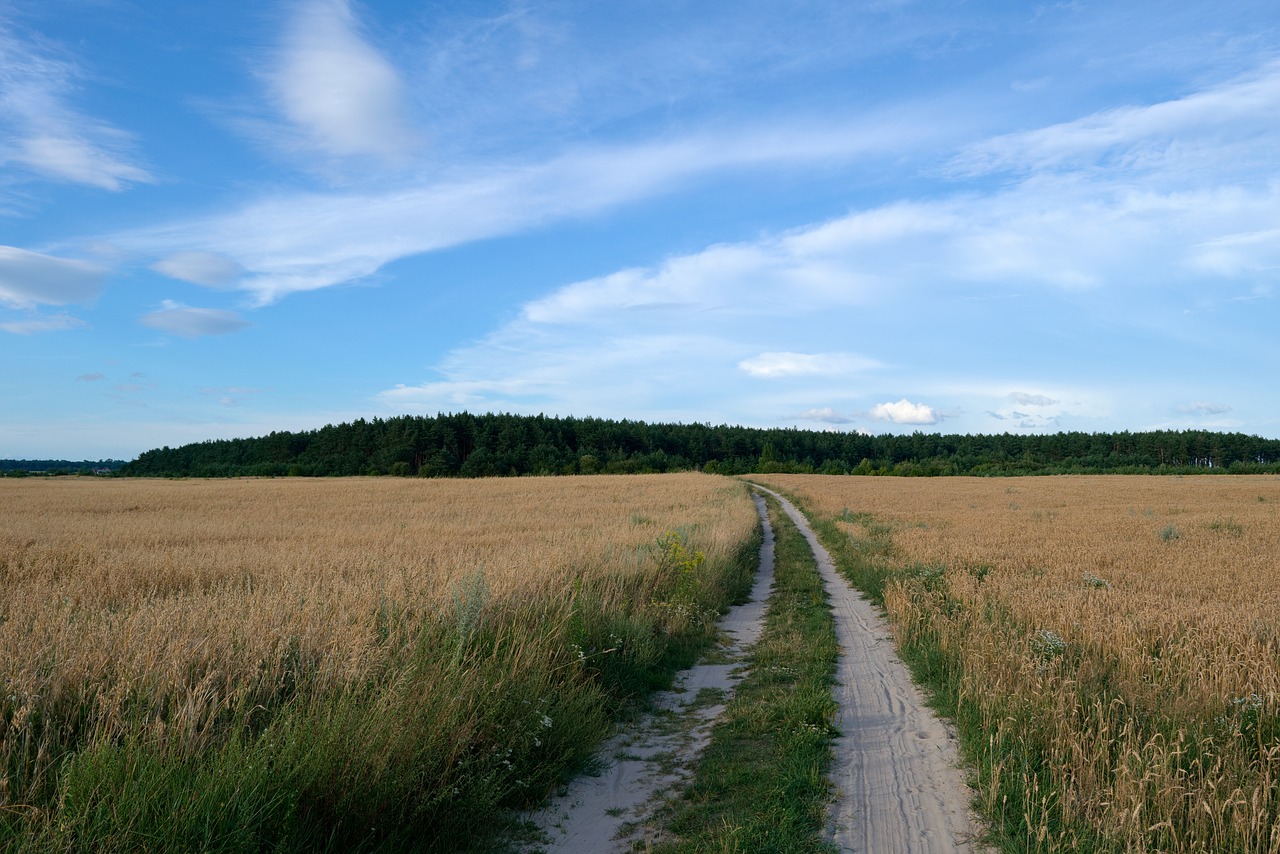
[752,485,989,854]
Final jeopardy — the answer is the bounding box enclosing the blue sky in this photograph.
[2,0,1278,460]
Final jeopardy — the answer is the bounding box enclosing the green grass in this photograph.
[651,495,839,853]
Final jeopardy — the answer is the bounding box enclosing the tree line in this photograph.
[0,459,126,477]
[118,413,1280,478]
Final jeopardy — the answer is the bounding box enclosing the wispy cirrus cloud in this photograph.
[948,61,1280,180]
[108,58,1280,313]
[105,119,921,306]
[0,27,150,190]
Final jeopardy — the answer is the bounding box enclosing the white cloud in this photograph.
[869,399,939,425]
[0,313,86,334]
[139,301,250,338]
[151,252,244,287]
[107,117,921,306]
[266,0,417,161]
[0,28,151,190]
[739,352,879,378]
[949,61,1280,179]
[0,246,105,308]
[362,58,1280,432]
[1009,392,1058,406]
[76,372,105,381]
[796,407,852,424]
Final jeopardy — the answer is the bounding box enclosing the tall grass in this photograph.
[753,474,1280,853]
[0,474,759,850]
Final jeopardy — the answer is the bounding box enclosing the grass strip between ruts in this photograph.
[651,493,840,853]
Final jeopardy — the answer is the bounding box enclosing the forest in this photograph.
[119,413,1280,478]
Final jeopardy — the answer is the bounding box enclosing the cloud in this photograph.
[76,372,105,381]
[796,407,852,424]
[0,28,151,190]
[1176,401,1231,415]
[266,0,416,161]
[1009,392,1058,406]
[139,301,251,338]
[739,352,879,379]
[107,117,920,306]
[949,61,1280,179]
[0,247,106,308]
[0,313,86,334]
[868,399,939,425]
[151,252,243,287]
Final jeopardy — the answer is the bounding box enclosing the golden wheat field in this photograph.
[755,474,1280,852]
[1,473,754,716]
[0,473,757,846]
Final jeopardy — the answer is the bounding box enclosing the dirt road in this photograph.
[521,487,986,852]
[754,485,988,853]
[518,492,778,852]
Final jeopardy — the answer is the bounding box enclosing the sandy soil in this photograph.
[755,485,989,853]
[516,492,778,852]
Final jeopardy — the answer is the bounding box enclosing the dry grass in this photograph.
[0,473,757,848]
[753,474,1280,852]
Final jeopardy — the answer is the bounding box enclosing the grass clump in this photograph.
[653,495,839,853]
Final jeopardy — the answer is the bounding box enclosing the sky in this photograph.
[2,1,1279,460]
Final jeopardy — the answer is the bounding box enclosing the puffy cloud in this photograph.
[151,252,243,287]
[869,399,939,425]
[739,351,879,379]
[267,0,417,161]
[0,246,106,308]
[139,301,250,338]
[76,372,105,381]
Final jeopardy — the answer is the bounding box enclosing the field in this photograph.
[0,474,759,851]
[753,474,1280,852]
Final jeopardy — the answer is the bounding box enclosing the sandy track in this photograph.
[516,493,778,852]
[754,485,988,853]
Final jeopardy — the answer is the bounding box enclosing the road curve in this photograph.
[752,485,988,854]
